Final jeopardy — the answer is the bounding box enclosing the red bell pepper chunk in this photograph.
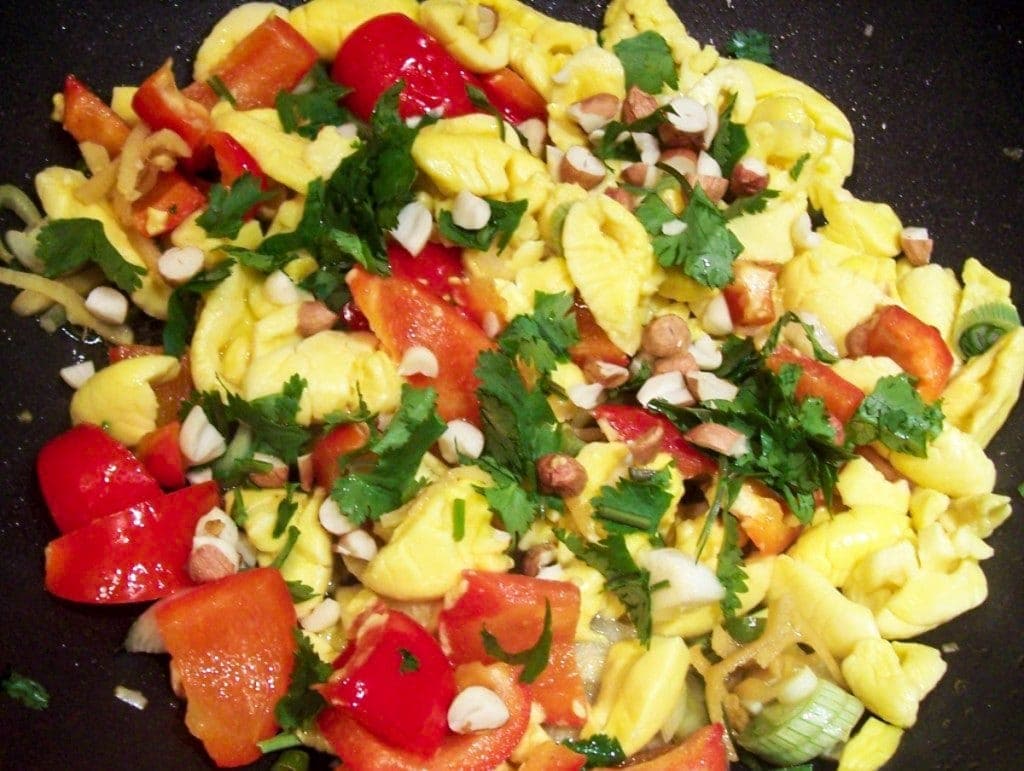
[765,346,865,424]
[479,67,548,124]
[132,59,212,155]
[722,262,778,327]
[206,130,268,187]
[319,661,530,771]
[593,404,718,479]
[183,16,318,111]
[347,266,496,424]
[320,604,456,756]
[570,298,630,369]
[388,241,466,302]
[594,723,727,770]
[130,170,206,237]
[438,570,588,727]
[108,345,194,427]
[36,423,163,533]
[332,13,480,121]
[311,422,370,489]
[61,74,131,156]
[857,304,954,402]
[519,741,587,771]
[44,481,220,603]
[135,421,187,489]
[155,568,297,768]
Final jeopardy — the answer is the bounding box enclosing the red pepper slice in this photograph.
[570,298,630,369]
[479,67,548,124]
[206,130,268,187]
[519,741,587,771]
[44,481,220,603]
[135,421,187,489]
[765,346,866,424]
[857,304,954,402]
[332,13,480,121]
[320,604,456,757]
[311,421,371,489]
[36,423,163,533]
[594,723,727,770]
[388,241,465,302]
[593,404,718,479]
[132,59,212,156]
[61,74,131,156]
[130,170,207,237]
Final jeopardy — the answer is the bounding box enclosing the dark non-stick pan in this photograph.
[1,1,1021,769]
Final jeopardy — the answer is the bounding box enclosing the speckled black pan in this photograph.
[0,2,1021,769]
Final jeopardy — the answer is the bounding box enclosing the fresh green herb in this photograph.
[276,64,352,139]
[723,614,766,643]
[274,629,331,731]
[258,733,303,754]
[954,302,1021,357]
[270,749,309,771]
[197,173,273,239]
[271,525,301,568]
[274,483,300,538]
[709,94,749,178]
[762,311,839,363]
[230,491,249,527]
[726,29,773,65]
[322,393,376,430]
[466,84,507,140]
[206,74,236,106]
[437,197,527,252]
[225,247,294,274]
[846,374,943,457]
[452,497,466,541]
[561,734,627,768]
[331,385,445,524]
[298,265,352,312]
[475,461,539,537]
[37,217,146,293]
[2,670,49,710]
[398,648,420,674]
[714,335,762,383]
[723,188,781,220]
[592,467,673,535]
[163,259,235,356]
[223,374,310,464]
[591,106,671,163]
[286,580,318,603]
[613,31,679,94]
[481,600,553,684]
[790,152,811,180]
[556,530,654,645]
[717,510,749,619]
[497,291,579,375]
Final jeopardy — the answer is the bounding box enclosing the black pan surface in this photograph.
[0,2,1021,769]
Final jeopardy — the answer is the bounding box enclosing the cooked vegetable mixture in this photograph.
[3,0,1021,769]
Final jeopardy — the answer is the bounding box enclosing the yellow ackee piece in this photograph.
[818,189,903,259]
[837,717,904,771]
[879,424,995,497]
[419,0,511,73]
[836,456,911,516]
[170,213,263,262]
[565,441,630,539]
[547,45,625,150]
[69,356,180,446]
[956,256,1014,320]
[840,638,946,728]
[582,636,690,756]
[896,263,962,348]
[829,356,903,394]
[288,0,420,60]
[727,193,806,265]
[193,3,289,82]
[190,265,259,394]
[412,114,516,197]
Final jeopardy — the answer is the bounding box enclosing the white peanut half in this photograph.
[179,405,227,466]
[447,685,510,733]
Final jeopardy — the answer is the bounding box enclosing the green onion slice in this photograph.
[955,302,1020,357]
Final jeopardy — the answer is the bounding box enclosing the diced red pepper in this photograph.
[857,305,954,402]
[206,130,268,187]
[347,266,496,424]
[593,404,718,479]
[594,723,727,770]
[132,59,213,156]
[44,481,220,603]
[108,345,194,427]
[479,67,548,124]
[722,262,778,327]
[183,16,318,111]
[519,741,587,771]
[36,423,162,533]
[388,241,465,302]
[332,13,480,121]
[130,170,206,237]
[570,299,630,369]
[319,662,530,771]
[765,346,865,424]
[320,604,456,756]
[135,421,187,489]
[438,570,587,727]
[311,422,370,489]
[155,568,297,767]
[61,74,131,156]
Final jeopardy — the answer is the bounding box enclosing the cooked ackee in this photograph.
[3,0,1022,769]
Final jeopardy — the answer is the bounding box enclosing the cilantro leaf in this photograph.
[717,510,749,619]
[497,291,579,375]
[762,311,839,363]
[224,246,293,274]
[2,670,49,710]
[846,374,944,457]
[437,197,528,253]
[274,629,331,732]
[37,217,146,293]
[286,580,318,603]
[398,648,420,674]
[196,173,272,239]
[163,259,235,356]
[276,64,353,139]
[206,75,236,106]
[481,600,553,684]
[592,106,672,163]
[709,94,749,178]
[561,735,626,768]
[466,84,508,140]
[224,374,310,464]
[592,467,673,535]
[613,31,679,94]
[790,152,811,180]
[556,530,654,645]
[723,188,781,220]
[331,385,445,524]
[273,483,300,538]
[726,29,773,65]
[271,525,301,568]
[476,463,539,537]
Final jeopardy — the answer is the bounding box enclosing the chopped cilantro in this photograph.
[452,497,466,541]
[790,152,811,180]
[436,197,527,252]
[591,106,671,162]
[206,74,236,106]
[846,374,944,457]
[475,460,539,537]
[2,670,49,710]
[257,734,303,755]
[274,628,331,732]
[613,31,679,94]
[481,600,553,684]
[762,311,839,363]
[726,29,774,65]
[224,246,293,274]
[497,291,579,375]
[162,259,235,357]
[556,530,654,645]
[709,94,749,178]
[274,483,300,538]
[276,64,353,139]
[271,525,301,568]
[230,491,249,527]
[592,467,673,535]
[225,375,310,464]
[717,510,749,619]
[331,385,445,524]
[398,648,420,674]
[465,83,508,140]
[561,734,626,768]
[196,173,273,239]
[37,217,146,293]
[723,188,781,220]
[286,580,318,603]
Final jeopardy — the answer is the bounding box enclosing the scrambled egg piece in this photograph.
[547,45,625,150]
[879,424,995,498]
[413,114,517,197]
[840,639,945,727]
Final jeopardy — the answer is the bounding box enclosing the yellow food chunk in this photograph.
[110,86,139,125]
[956,256,1014,320]
[837,717,904,771]
[727,193,806,265]
[835,457,911,516]
[565,441,630,539]
[190,265,259,394]
[170,213,263,260]
[547,45,625,150]
[419,0,511,73]
[896,263,961,348]
[412,114,516,197]
[880,424,995,498]
[288,0,420,59]
[841,638,945,727]
[829,356,903,394]
[193,3,289,82]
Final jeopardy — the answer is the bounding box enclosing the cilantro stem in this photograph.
[596,506,658,531]
[257,733,303,754]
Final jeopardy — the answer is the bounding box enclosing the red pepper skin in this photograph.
[36,423,163,533]
[320,604,456,757]
[61,75,131,156]
[570,298,630,369]
[332,13,480,121]
[594,723,728,770]
[44,481,220,603]
[130,170,207,237]
[135,421,187,489]
[387,241,465,302]
[132,59,212,156]
[182,16,318,111]
[311,422,370,489]
[593,404,718,479]
[206,131,267,187]
[519,742,587,771]
[765,346,866,424]
[859,305,954,403]
[479,68,548,124]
